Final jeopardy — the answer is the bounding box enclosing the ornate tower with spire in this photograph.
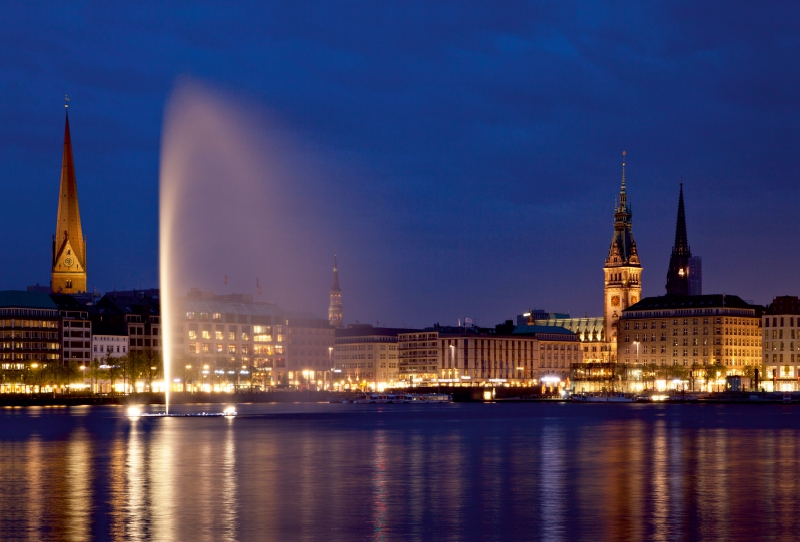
[328,256,343,328]
[603,151,642,349]
[665,183,692,295]
[51,100,87,294]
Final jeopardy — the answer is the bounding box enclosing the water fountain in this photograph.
[146,77,317,417]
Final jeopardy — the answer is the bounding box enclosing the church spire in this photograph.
[52,103,87,293]
[603,151,642,358]
[665,183,692,295]
[328,255,343,328]
[606,151,638,267]
[673,182,689,256]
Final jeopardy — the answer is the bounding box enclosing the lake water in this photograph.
[1,402,800,541]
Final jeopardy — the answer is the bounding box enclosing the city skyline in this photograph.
[1,3,798,328]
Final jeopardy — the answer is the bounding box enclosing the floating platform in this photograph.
[127,406,237,418]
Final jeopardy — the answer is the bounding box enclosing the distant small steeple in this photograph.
[328,256,343,328]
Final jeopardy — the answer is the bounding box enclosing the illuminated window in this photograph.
[202,343,210,353]
[215,331,223,340]
[213,313,222,321]
[188,330,197,340]
[276,334,285,343]
[228,344,236,354]
[201,330,210,340]
[228,332,235,341]
[189,342,197,353]
[186,312,196,321]
[216,344,223,353]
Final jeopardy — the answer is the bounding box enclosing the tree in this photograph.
[140,350,163,391]
[704,363,727,391]
[88,356,102,393]
[103,352,121,394]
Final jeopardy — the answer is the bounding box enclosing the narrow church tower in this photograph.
[665,183,691,295]
[328,256,343,328]
[603,151,642,349]
[51,100,87,293]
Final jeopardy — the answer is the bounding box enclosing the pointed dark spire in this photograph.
[665,183,692,295]
[673,182,689,256]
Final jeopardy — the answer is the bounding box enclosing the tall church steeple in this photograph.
[328,256,343,328]
[51,100,87,294]
[603,151,642,351]
[665,183,692,295]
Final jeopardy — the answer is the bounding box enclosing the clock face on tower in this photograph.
[611,296,620,307]
[64,257,74,267]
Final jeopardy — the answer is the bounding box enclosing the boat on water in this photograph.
[352,393,452,404]
[571,392,634,403]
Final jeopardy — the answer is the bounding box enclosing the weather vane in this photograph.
[65,95,69,109]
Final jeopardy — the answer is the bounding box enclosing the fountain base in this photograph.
[127,406,237,418]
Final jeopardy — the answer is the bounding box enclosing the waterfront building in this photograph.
[665,184,692,296]
[328,256,343,328]
[333,324,418,390]
[0,292,62,392]
[91,331,129,359]
[618,294,763,391]
[51,106,87,294]
[95,290,161,355]
[603,151,642,349]
[175,289,333,390]
[762,296,800,391]
[51,294,92,363]
[397,324,581,386]
[530,315,608,362]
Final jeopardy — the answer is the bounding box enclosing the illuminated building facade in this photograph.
[619,294,762,390]
[603,151,642,353]
[51,294,92,362]
[333,325,417,390]
[398,324,581,386]
[174,289,333,390]
[51,108,87,294]
[0,292,62,387]
[762,296,800,391]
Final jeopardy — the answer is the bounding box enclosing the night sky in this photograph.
[1,2,798,328]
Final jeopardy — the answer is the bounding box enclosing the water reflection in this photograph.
[2,404,800,540]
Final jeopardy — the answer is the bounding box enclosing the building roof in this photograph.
[49,293,89,312]
[624,294,759,313]
[0,290,58,309]
[533,317,605,341]
[512,325,577,336]
[336,326,420,338]
[765,296,800,315]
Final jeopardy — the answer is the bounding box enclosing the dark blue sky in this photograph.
[2,2,798,327]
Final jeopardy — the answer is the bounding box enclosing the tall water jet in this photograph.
[159,78,330,412]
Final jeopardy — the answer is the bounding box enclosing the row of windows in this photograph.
[765,317,798,328]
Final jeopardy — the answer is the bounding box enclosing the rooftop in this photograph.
[0,291,58,310]
[624,294,759,312]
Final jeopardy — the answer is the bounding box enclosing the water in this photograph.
[2,402,800,541]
